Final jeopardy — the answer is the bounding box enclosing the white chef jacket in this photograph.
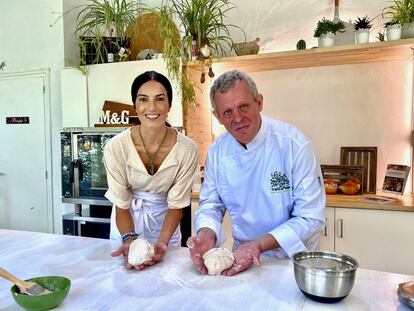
[195,116,326,258]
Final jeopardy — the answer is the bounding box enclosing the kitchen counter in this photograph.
[0,229,413,310]
[326,193,414,212]
[191,192,414,212]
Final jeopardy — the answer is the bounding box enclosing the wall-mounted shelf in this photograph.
[186,38,414,73]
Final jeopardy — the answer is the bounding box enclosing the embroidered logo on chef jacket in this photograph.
[270,171,291,193]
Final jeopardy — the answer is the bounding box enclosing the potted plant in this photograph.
[385,20,402,40]
[143,0,244,111]
[383,0,414,38]
[314,17,346,48]
[376,30,385,41]
[168,0,243,57]
[75,0,137,64]
[353,16,373,44]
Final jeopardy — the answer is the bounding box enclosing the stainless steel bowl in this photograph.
[292,251,359,303]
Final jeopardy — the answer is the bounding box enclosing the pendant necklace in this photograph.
[138,127,168,175]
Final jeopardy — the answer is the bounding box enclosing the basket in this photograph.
[233,37,260,56]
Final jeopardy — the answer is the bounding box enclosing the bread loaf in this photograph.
[324,179,338,194]
[339,179,361,195]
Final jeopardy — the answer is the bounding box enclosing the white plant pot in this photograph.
[401,22,414,38]
[318,32,334,48]
[355,29,370,44]
[386,24,402,41]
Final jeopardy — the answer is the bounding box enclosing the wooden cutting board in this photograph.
[126,12,179,61]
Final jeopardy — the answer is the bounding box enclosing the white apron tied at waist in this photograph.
[110,191,181,247]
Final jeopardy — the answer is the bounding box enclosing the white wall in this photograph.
[226,0,390,53]
[142,0,391,54]
[0,2,65,71]
[260,61,412,192]
[62,0,87,66]
[0,1,66,233]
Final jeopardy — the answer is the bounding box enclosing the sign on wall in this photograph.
[5,117,30,124]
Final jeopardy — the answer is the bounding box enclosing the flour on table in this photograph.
[202,248,234,276]
[128,239,154,266]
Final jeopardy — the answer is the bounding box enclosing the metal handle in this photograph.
[72,159,84,181]
[69,161,74,183]
[72,159,81,197]
[76,159,84,181]
[324,218,327,236]
[340,219,344,238]
[72,159,83,181]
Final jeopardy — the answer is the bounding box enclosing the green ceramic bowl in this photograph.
[10,276,71,311]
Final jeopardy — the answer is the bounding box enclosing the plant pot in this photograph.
[79,36,105,65]
[318,32,334,48]
[233,38,260,56]
[401,22,414,38]
[355,29,370,44]
[386,24,402,41]
[104,36,131,61]
[79,36,131,65]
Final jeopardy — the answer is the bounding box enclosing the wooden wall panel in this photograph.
[184,67,213,165]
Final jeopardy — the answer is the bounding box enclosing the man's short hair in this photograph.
[210,70,259,111]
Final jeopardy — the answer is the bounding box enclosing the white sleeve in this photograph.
[167,141,199,208]
[269,142,326,257]
[194,148,227,247]
[103,138,132,209]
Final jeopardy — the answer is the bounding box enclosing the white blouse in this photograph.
[104,128,198,210]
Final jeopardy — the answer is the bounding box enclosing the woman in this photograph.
[104,71,198,270]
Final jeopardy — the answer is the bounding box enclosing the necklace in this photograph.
[138,126,168,175]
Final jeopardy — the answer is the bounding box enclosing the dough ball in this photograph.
[128,238,154,266]
[202,248,234,276]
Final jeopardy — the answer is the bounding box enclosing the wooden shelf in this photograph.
[186,38,414,73]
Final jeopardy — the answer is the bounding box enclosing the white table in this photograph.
[0,229,413,311]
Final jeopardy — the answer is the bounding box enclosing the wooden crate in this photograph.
[321,164,364,194]
[340,147,377,194]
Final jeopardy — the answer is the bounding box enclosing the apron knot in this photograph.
[130,192,167,233]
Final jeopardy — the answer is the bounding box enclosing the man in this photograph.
[187,70,326,276]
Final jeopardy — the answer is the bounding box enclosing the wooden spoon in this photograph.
[0,267,52,296]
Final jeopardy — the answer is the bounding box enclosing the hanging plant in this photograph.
[143,0,245,112]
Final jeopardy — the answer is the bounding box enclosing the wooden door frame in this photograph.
[0,69,53,232]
